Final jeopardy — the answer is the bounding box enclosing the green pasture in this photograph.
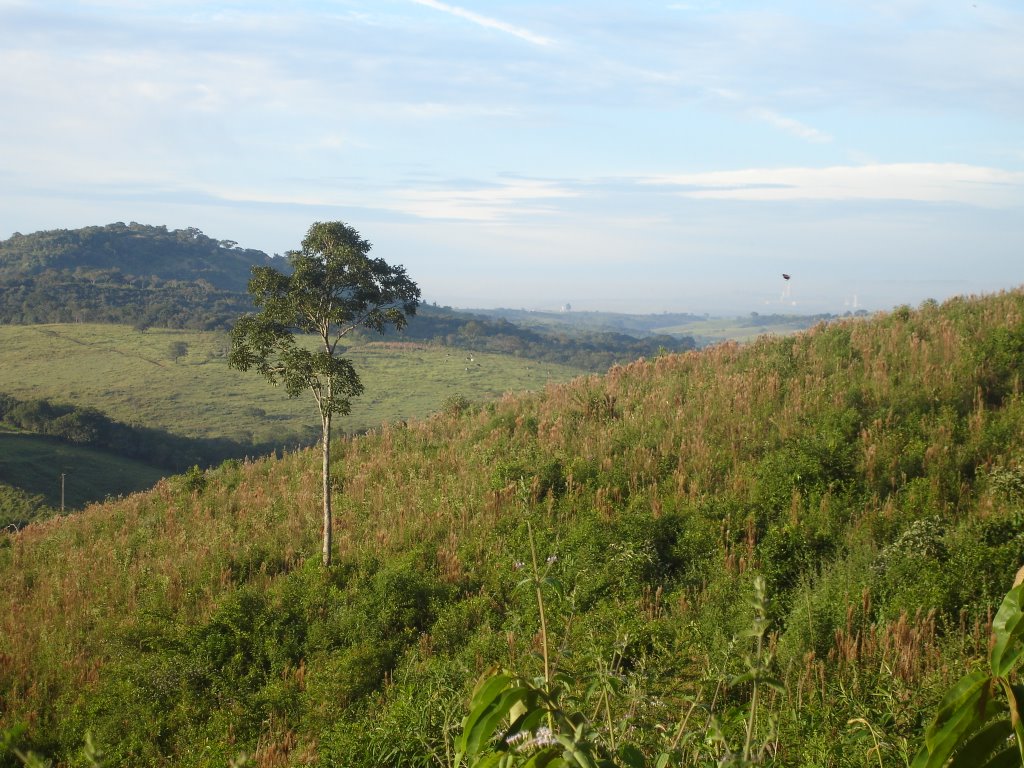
[0,323,584,444]
[0,432,165,508]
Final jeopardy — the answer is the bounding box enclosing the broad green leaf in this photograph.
[522,750,563,768]
[459,674,516,755]
[618,743,646,768]
[471,687,531,756]
[1003,681,1024,761]
[554,733,596,768]
[992,585,1024,677]
[919,671,995,765]
[947,717,1013,768]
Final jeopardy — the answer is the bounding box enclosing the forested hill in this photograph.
[0,223,278,329]
[0,223,274,290]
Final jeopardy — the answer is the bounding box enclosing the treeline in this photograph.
[0,394,286,473]
[390,304,697,370]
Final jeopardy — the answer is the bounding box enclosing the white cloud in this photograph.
[409,0,555,47]
[642,163,1024,207]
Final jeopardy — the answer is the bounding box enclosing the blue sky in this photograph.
[1,1,1021,313]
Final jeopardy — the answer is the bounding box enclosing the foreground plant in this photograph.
[911,581,1024,767]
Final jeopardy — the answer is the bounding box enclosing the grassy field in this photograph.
[0,324,584,444]
[0,431,165,508]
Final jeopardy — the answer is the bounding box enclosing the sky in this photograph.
[1,1,1022,314]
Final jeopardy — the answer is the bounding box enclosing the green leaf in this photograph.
[918,671,997,766]
[471,687,532,756]
[947,717,1013,767]
[554,733,596,768]
[522,750,564,768]
[458,674,515,756]
[991,585,1024,677]
[985,743,1024,768]
[1002,681,1024,761]
[618,744,646,768]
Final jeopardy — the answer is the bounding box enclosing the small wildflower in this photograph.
[508,726,559,754]
[527,726,558,749]
[513,560,525,571]
[546,554,558,565]
[506,731,529,748]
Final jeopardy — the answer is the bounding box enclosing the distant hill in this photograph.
[0,222,274,290]
[0,223,279,329]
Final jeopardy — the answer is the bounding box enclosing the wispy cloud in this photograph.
[203,177,577,223]
[748,107,832,144]
[642,163,1024,207]
[409,0,554,47]
[388,178,575,221]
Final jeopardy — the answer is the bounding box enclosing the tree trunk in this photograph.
[321,411,332,567]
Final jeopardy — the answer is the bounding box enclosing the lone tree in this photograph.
[229,221,420,566]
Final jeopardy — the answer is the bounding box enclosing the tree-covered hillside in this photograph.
[0,223,276,329]
[0,223,273,291]
[4,289,1024,766]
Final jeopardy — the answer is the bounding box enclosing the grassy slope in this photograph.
[3,291,1024,766]
[0,432,165,508]
[0,324,582,443]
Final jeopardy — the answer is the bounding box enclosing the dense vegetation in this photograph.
[0,223,275,330]
[0,225,695,370]
[3,289,1024,767]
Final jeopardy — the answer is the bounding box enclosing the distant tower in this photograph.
[781,274,792,303]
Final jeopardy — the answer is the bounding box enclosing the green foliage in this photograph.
[443,393,472,417]
[0,223,274,329]
[912,582,1024,767]
[0,483,53,530]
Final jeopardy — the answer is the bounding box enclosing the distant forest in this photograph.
[0,223,696,369]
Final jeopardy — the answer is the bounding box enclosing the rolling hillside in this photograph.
[3,289,1024,766]
[0,324,583,444]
